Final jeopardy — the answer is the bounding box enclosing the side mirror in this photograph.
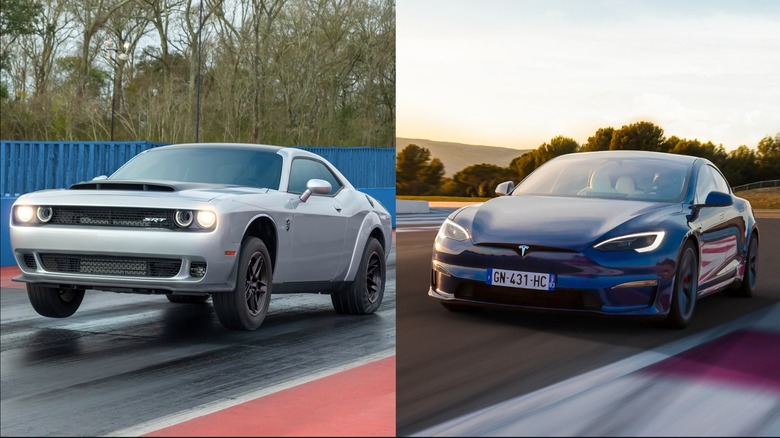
[495,181,515,196]
[704,191,733,207]
[300,179,331,202]
[92,175,108,181]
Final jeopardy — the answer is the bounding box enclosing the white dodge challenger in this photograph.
[9,143,393,330]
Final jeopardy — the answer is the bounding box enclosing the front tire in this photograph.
[27,284,85,318]
[662,242,698,329]
[332,237,385,315]
[212,237,272,330]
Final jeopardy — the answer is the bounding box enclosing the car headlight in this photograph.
[196,210,217,229]
[594,231,666,253]
[437,218,471,242]
[14,205,35,223]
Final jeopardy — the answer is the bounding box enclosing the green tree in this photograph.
[396,144,445,195]
[450,163,516,198]
[0,0,43,98]
[582,127,614,152]
[720,145,757,187]
[668,138,727,168]
[756,134,780,180]
[610,121,666,151]
[509,136,578,181]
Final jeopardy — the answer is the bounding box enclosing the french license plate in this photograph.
[487,268,556,291]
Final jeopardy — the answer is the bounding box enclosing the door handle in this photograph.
[335,205,342,213]
[719,213,724,220]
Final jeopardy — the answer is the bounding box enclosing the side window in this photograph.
[288,158,343,195]
[710,166,731,194]
[695,165,718,204]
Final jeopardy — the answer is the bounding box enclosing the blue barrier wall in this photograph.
[0,141,395,267]
[0,141,394,196]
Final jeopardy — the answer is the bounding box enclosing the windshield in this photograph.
[110,147,283,190]
[512,154,691,202]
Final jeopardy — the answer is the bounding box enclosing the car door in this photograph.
[286,157,348,282]
[693,164,744,292]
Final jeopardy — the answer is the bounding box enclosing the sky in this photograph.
[396,0,780,151]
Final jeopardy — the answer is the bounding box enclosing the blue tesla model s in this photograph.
[429,150,759,328]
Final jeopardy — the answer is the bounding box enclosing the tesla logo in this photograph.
[518,245,529,258]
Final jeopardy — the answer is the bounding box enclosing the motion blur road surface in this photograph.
[396,217,780,436]
[0,247,395,437]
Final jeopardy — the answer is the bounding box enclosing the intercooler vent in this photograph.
[40,254,182,278]
[23,254,37,269]
[190,262,207,278]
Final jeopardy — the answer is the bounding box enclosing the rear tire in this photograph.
[726,232,758,298]
[332,237,385,315]
[212,237,272,330]
[166,294,210,304]
[27,284,85,318]
[662,242,698,329]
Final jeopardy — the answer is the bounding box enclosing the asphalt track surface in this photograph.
[396,217,780,436]
[0,247,395,437]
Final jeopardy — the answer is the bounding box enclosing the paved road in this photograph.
[0,248,395,437]
[396,218,780,436]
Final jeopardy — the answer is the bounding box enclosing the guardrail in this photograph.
[732,180,780,192]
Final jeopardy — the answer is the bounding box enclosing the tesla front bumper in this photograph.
[429,238,679,318]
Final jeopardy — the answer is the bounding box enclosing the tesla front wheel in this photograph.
[663,242,698,329]
[332,237,385,315]
[212,236,272,330]
[27,284,85,318]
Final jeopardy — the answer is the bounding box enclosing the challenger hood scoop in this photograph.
[70,180,202,192]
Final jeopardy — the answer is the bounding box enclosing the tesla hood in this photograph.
[468,195,672,251]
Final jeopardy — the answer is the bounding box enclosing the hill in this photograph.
[396,138,530,176]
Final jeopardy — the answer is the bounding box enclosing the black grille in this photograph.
[455,282,601,310]
[40,254,182,277]
[23,254,37,269]
[49,207,177,229]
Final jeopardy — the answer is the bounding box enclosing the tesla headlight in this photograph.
[595,231,666,253]
[438,218,471,242]
[14,205,35,223]
[196,210,217,229]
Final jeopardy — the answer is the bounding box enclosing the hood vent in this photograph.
[70,181,176,192]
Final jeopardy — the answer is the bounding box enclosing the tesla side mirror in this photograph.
[300,179,332,202]
[704,191,733,207]
[495,181,515,196]
[92,175,108,181]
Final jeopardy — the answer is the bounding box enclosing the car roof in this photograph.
[558,150,701,166]
[148,143,326,160]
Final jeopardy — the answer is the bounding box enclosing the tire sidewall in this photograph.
[27,284,85,318]
[354,237,386,314]
[213,236,273,330]
[667,242,698,328]
[237,237,272,330]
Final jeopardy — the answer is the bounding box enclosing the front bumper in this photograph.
[10,224,241,294]
[429,237,679,318]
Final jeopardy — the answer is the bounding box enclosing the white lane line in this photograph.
[107,347,395,437]
[414,303,780,437]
